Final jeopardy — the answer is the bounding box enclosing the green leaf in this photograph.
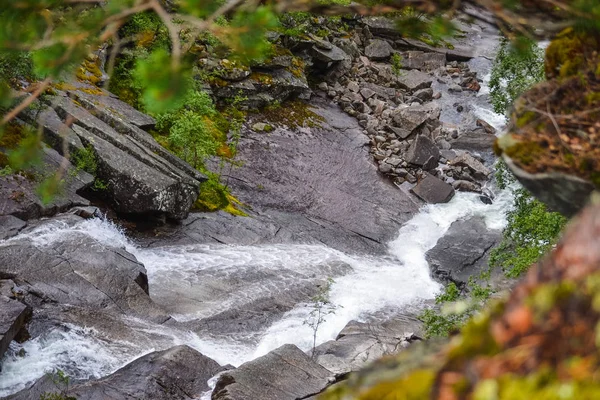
[135,49,191,114]
[179,0,224,19]
[7,127,42,170]
[225,6,279,63]
[36,174,63,205]
[32,43,74,78]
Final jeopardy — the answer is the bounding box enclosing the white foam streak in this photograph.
[252,184,514,358]
[0,75,516,395]
[0,326,123,396]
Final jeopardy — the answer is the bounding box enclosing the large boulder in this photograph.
[449,129,496,152]
[0,219,168,322]
[212,69,311,109]
[21,88,204,220]
[0,296,31,364]
[314,316,423,375]
[8,346,222,400]
[361,17,400,39]
[426,217,501,286]
[361,82,398,101]
[310,43,349,63]
[391,103,440,139]
[406,135,440,167]
[410,173,455,204]
[395,37,475,61]
[502,154,595,217]
[212,344,334,400]
[401,51,447,71]
[365,39,394,60]
[0,147,92,220]
[396,70,433,92]
[72,346,221,400]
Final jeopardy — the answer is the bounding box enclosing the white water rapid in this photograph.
[0,47,512,399]
[0,185,513,397]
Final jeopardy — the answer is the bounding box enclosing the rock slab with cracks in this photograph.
[212,344,334,400]
[21,87,205,220]
[426,216,501,286]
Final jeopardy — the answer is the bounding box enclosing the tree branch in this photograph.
[2,78,52,125]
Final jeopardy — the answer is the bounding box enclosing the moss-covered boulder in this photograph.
[496,31,600,216]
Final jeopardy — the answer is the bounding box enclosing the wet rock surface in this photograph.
[0,216,27,240]
[154,97,419,255]
[314,316,423,375]
[0,296,31,363]
[426,216,501,286]
[179,259,353,338]
[8,345,222,400]
[0,147,92,220]
[0,217,167,322]
[212,344,334,400]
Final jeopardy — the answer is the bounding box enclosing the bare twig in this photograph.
[150,0,181,69]
[1,78,52,125]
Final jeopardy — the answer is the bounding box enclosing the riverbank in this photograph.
[0,9,511,400]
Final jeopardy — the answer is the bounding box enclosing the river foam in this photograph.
[0,178,512,396]
[0,44,512,398]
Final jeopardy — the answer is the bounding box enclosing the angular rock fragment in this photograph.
[396,70,434,92]
[410,173,455,204]
[0,296,31,362]
[449,153,491,180]
[406,136,440,167]
[365,39,394,60]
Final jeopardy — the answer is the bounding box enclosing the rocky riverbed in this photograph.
[0,8,513,400]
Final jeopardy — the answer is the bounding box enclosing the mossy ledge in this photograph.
[253,100,325,130]
[497,31,600,189]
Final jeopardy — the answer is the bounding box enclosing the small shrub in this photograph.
[489,188,567,278]
[304,277,339,358]
[0,165,13,176]
[420,278,494,338]
[71,145,98,175]
[40,369,76,400]
[154,89,221,169]
[419,307,466,338]
[489,37,545,118]
[391,53,403,76]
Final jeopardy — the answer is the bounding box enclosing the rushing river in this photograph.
[0,38,511,397]
[0,187,513,397]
